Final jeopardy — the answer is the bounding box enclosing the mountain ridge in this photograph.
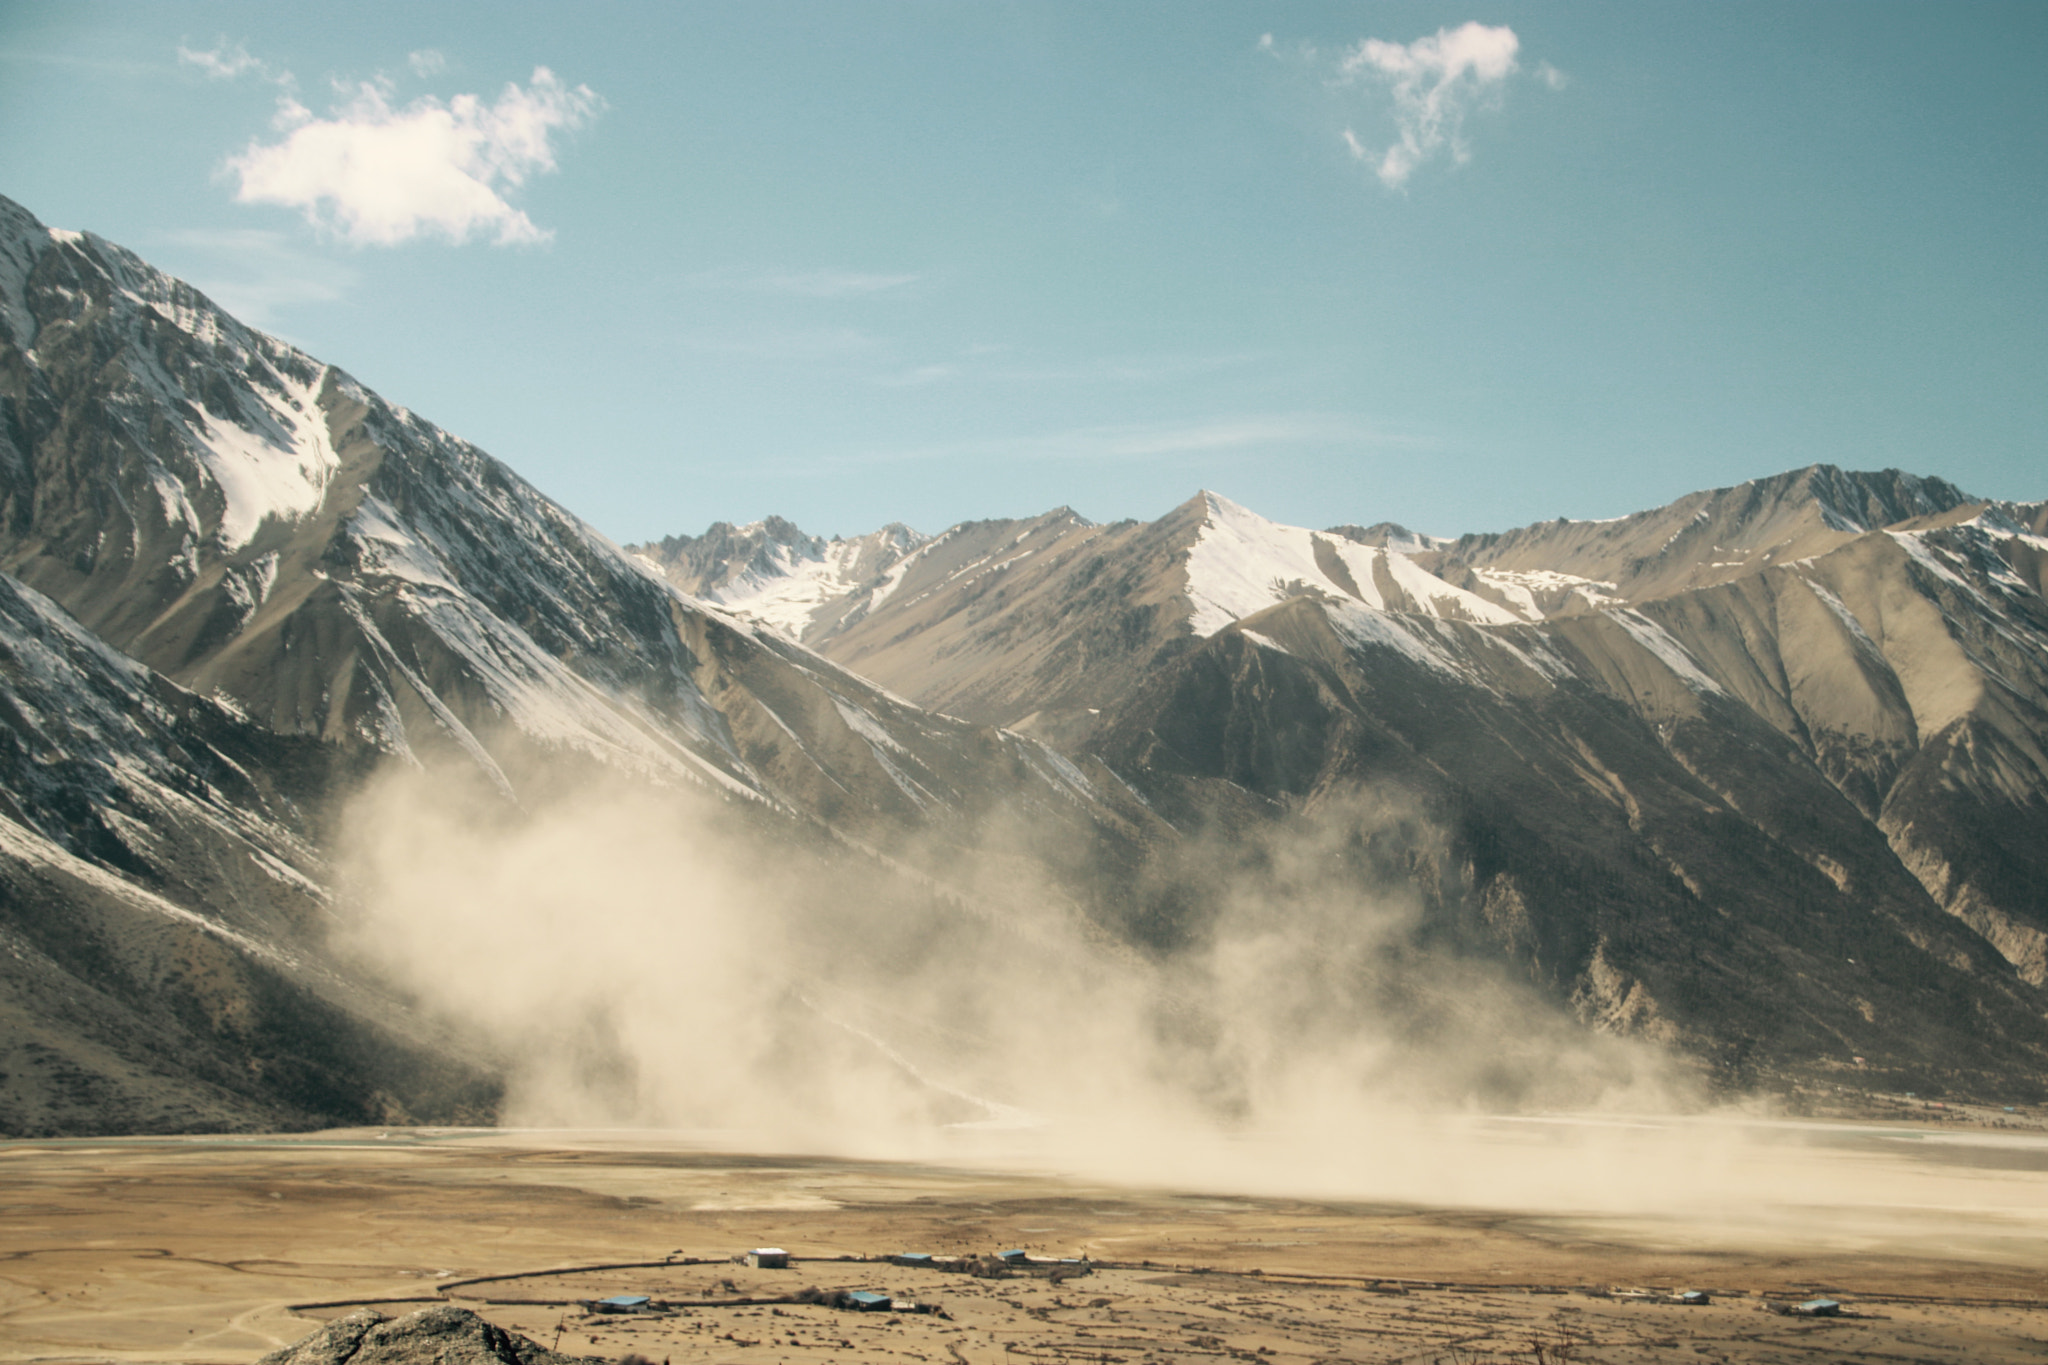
[638,468,2048,1019]
[5,193,2048,1133]
[0,194,1148,1133]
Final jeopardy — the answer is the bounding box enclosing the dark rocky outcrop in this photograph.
[259,1307,602,1365]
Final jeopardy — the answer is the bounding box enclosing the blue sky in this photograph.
[4,2,2044,542]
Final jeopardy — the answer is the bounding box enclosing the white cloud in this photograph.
[1536,60,1569,91]
[223,67,603,246]
[408,49,447,77]
[1336,22,1523,188]
[177,39,290,87]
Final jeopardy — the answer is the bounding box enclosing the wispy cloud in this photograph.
[1269,22,1556,190]
[685,267,923,299]
[874,362,963,388]
[872,350,1262,390]
[0,48,161,76]
[162,227,358,325]
[197,44,603,247]
[1340,22,1522,188]
[177,39,291,86]
[677,326,886,362]
[785,413,1428,470]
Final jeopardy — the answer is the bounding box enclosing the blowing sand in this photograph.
[1,1118,2043,1364]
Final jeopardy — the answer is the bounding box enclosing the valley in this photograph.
[2,1123,2045,1364]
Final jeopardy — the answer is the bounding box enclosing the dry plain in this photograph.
[3,1114,2046,1365]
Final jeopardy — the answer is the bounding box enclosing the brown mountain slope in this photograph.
[1083,587,2048,1094]
[640,475,2048,1090]
[0,195,1122,844]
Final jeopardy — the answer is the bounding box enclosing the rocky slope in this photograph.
[0,569,496,1133]
[0,195,1134,1132]
[259,1306,598,1365]
[5,189,2046,1126]
[648,476,2048,1094]
[633,515,928,641]
[0,195,1117,837]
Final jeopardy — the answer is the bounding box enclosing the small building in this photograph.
[895,1253,935,1267]
[998,1249,1030,1264]
[747,1247,790,1269]
[846,1290,891,1312]
[594,1295,650,1314]
[1795,1298,1841,1317]
[1674,1290,1708,1305]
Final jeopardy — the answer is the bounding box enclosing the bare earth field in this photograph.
[2,1116,2045,1365]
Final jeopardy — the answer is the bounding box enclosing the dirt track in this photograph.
[1,1125,2043,1364]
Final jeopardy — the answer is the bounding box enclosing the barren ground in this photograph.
[2,1117,2044,1365]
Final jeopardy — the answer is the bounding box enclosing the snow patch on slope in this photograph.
[1184,492,1518,636]
[832,694,909,755]
[1610,611,1725,695]
[1323,600,1469,679]
[348,495,456,588]
[1471,567,1621,615]
[0,813,289,965]
[1803,578,1884,659]
[691,523,932,639]
[709,537,876,635]
[27,216,345,553]
[384,583,767,803]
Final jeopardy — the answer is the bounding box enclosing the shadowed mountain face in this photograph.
[0,196,1114,835]
[646,482,2048,1095]
[0,196,1138,1133]
[0,569,498,1134]
[4,192,2047,1132]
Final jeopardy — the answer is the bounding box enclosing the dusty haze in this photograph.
[315,760,1887,1218]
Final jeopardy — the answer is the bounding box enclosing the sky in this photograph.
[3,2,2044,544]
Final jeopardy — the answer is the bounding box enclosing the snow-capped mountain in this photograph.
[6,191,2048,1130]
[637,494,1533,749]
[643,471,2048,1091]
[631,517,929,642]
[1080,496,2048,1079]
[0,195,1136,1131]
[0,195,1109,835]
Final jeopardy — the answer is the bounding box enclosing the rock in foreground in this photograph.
[260,1306,604,1365]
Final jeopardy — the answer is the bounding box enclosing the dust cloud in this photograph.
[333,762,1773,1219]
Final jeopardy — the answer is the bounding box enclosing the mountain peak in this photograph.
[1789,464,1975,533]
[1324,522,1445,553]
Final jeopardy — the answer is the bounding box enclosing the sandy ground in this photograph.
[1,1118,2044,1365]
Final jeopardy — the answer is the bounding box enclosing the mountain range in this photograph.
[3,192,2046,1134]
